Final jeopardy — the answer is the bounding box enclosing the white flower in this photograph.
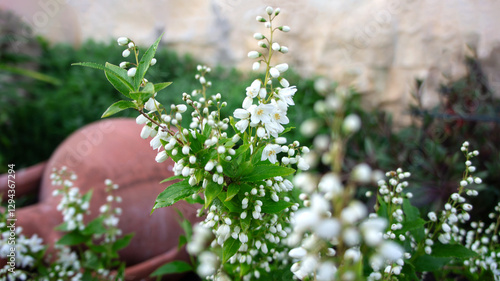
[122,49,131,58]
[316,261,337,281]
[289,247,307,259]
[250,103,274,124]
[262,144,282,164]
[318,173,343,195]
[235,119,250,133]
[155,151,168,163]
[246,80,262,99]
[272,42,281,51]
[277,86,297,106]
[314,218,341,240]
[145,98,160,112]
[297,157,310,171]
[379,241,404,261]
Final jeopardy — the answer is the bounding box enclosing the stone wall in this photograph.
[2,0,500,123]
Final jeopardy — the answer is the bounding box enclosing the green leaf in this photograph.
[260,198,294,214]
[431,242,478,259]
[222,237,241,263]
[153,180,199,212]
[376,196,389,219]
[205,182,223,209]
[104,62,134,97]
[82,217,106,236]
[112,233,134,252]
[226,183,241,202]
[399,218,426,234]
[101,100,136,118]
[402,198,420,222]
[414,254,452,272]
[240,165,295,182]
[160,175,185,184]
[134,34,163,90]
[57,231,89,246]
[150,261,193,277]
[72,62,105,71]
[154,82,173,93]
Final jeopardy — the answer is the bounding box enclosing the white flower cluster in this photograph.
[0,226,44,280]
[461,202,500,278]
[51,167,89,231]
[290,170,405,280]
[424,142,482,251]
[98,179,123,243]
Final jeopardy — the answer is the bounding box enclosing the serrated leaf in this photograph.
[431,242,478,259]
[152,180,199,212]
[154,82,173,93]
[72,62,105,71]
[150,261,193,277]
[104,62,134,97]
[205,182,223,209]
[112,233,134,252]
[226,183,241,201]
[240,165,295,182]
[134,34,163,90]
[57,231,89,246]
[222,237,241,263]
[101,100,136,118]
[160,175,185,184]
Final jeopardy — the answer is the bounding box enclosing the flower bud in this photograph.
[122,49,131,58]
[128,42,135,48]
[248,51,261,59]
[256,16,266,22]
[117,37,129,46]
[279,26,291,32]
[127,67,137,77]
[272,43,281,51]
[274,8,281,15]
[275,63,289,73]
[269,67,280,78]
[266,6,273,15]
[343,114,361,133]
[119,61,128,68]
[280,46,289,53]
[252,61,261,71]
[150,58,157,66]
[253,33,265,40]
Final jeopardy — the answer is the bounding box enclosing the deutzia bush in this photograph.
[0,167,131,281]
[77,6,308,281]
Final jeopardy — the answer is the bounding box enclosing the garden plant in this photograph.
[1,5,499,281]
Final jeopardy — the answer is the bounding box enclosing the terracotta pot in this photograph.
[0,118,201,280]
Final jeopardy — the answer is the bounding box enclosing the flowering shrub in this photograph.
[0,167,131,281]
[75,5,500,281]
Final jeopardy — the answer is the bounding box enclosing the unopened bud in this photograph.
[248,51,261,59]
[117,37,129,46]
